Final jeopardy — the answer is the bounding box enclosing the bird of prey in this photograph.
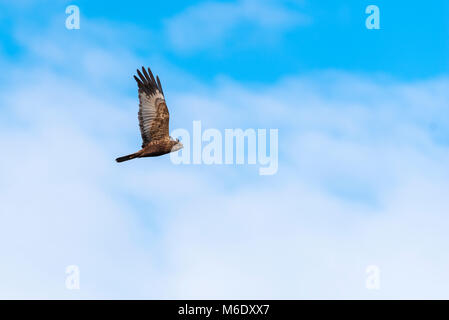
[116,66,183,163]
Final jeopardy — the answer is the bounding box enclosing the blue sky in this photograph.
[92,0,443,80]
[0,0,449,299]
[2,1,449,81]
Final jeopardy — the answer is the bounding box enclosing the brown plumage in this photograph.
[116,66,183,163]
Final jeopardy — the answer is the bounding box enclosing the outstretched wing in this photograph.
[134,66,169,148]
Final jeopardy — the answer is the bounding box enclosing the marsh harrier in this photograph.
[116,67,183,163]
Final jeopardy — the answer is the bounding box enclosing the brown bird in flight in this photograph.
[116,66,183,163]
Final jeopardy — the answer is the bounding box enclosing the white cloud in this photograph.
[165,0,310,53]
[1,12,449,299]
[2,63,449,298]
[159,72,449,299]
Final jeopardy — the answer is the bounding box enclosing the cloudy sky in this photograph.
[0,0,449,299]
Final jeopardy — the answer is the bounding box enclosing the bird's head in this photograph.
[171,138,183,152]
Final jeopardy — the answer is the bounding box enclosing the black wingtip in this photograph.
[136,69,146,83]
[147,67,156,83]
[134,66,164,96]
[156,75,164,95]
[133,75,143,87]
[141,67,152,83]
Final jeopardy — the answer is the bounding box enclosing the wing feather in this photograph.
[134,66,169,147]
[147,67,156,84]
[156,75,164,95]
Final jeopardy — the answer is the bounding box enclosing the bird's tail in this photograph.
[116,152,139,163]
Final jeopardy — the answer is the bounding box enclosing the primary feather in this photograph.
[134,66,169,148]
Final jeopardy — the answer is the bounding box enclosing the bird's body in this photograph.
[116,66,183,163]
[116,138,181,162]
